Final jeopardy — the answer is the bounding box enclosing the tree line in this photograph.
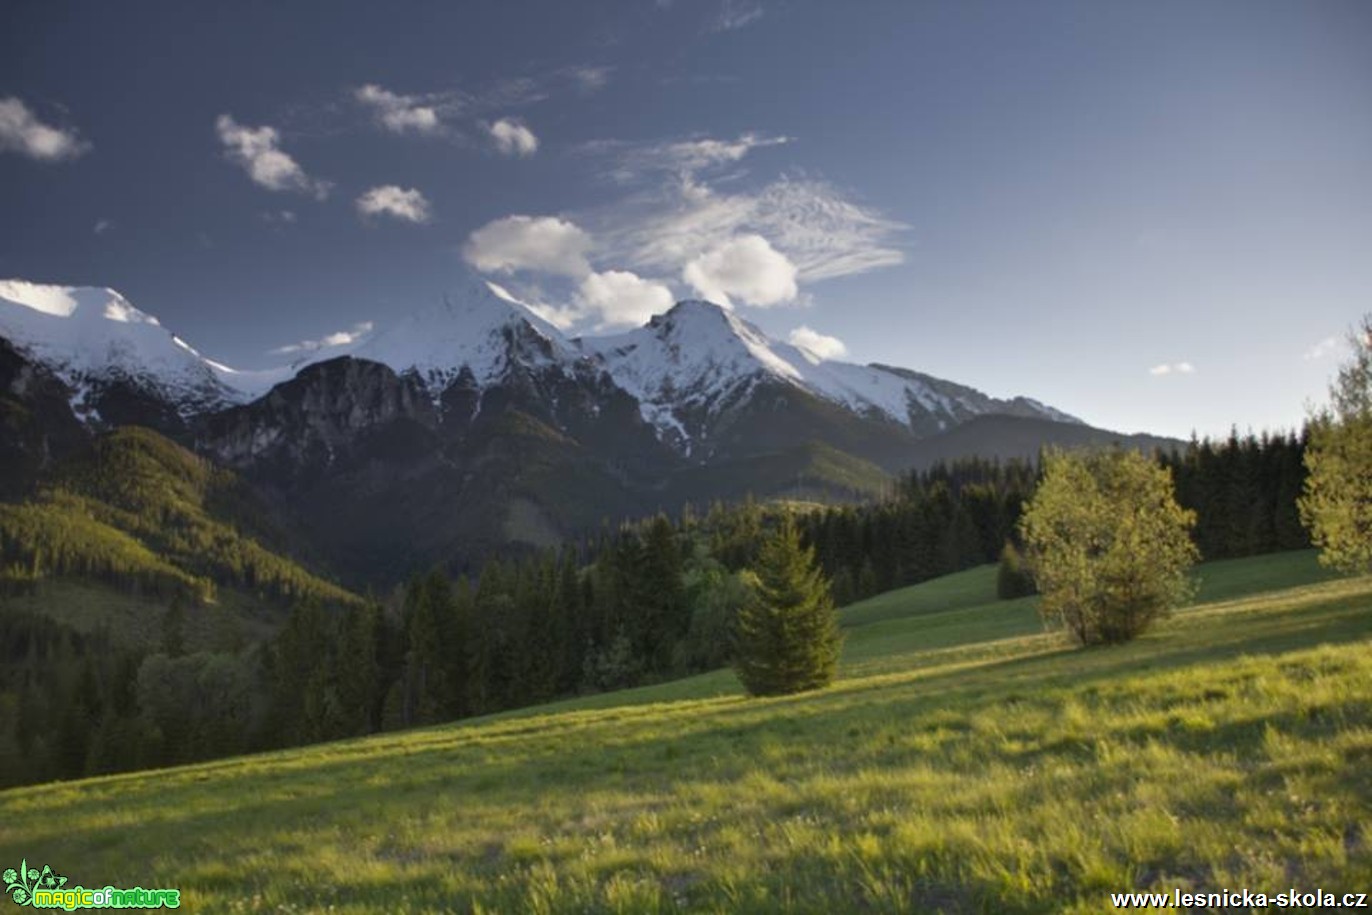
[0,430,1316,787]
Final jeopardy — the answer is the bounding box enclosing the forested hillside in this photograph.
[0,427,361,609]
[0,428,1311,788]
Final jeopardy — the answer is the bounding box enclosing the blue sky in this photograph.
[2,0,1369,438]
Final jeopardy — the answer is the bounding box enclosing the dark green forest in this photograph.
[0,428,1309,787]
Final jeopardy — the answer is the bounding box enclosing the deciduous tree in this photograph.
[1019,449,1198,645]
[1299,315,1372,574]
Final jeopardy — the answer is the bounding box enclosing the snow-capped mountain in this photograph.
[0,280,284,421]
[345,278,582,393]
[579,299,1078,449]
[1,276,1143,581]
[0,277,1077,448]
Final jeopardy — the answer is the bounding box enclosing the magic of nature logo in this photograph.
[4,860,179,909]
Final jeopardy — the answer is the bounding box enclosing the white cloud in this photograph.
[488,118,539,157]
[566,65,612,93]
[354,84,441,135]
[215,115,330,199]
[788,326,848,361]
[463,215,593,277]
[0,97,90,162]
[611,177,905,283]
[683,234,798,307]
[1148,362,1196,376]
[750,178,907,280]
[271,321,374,355]
[261,209,297,226]
[710,0,764,32]
[93,218,114,235]
[1303,335,1342,361]
[577,270,674,329]
[356,185,432,223]
[465,130,904,329]
[591,132,790,186]
[582,133,905,288]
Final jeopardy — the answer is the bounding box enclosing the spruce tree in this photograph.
[732,518,843,696]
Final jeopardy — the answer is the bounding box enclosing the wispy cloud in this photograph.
[261,209,297,227]
[487,118,539,157]
[215,115,330,198]
[574,133,903,284]
[710,0,764,32]
[356,185,432,223]
[349,67,608,145]
[590,174,905,285]
[0,96,90,162]
[587,132,791,186]
[1148,362,1196,376]
[271,321,374,355]
[1303,335,1342,361]
[93,218,114,235]
[565,65,613,93]
[462,130,904,331]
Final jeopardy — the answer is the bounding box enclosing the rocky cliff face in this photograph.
[186,350,678,583]
[198,357,440,478]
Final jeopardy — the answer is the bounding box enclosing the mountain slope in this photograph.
[194,353,672,582]
[0,281,260,428]
[347,278,581,393]
[0,426,361,610]
[0,277,1156,582]
[578,300,1078,452]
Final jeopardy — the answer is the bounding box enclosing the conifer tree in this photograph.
[732,518,843,696]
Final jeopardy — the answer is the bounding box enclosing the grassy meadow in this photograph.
[2,550,1369,913]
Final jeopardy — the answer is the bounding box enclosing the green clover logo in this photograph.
[4,859,67,907]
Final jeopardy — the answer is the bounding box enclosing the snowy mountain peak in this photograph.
[579,297,1079,447]
[0,280,247,418]
[343,278,577,391]
[0,277,1079,453]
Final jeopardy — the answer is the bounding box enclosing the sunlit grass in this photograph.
[2,551,1368,913]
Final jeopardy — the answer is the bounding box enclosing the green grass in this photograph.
[2,550,1369,913]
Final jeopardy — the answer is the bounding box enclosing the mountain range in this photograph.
[0,278,1179,584]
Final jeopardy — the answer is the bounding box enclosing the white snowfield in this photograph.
[0,278,1075,440]
[348,278,577,392]
[582,301,952,425]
